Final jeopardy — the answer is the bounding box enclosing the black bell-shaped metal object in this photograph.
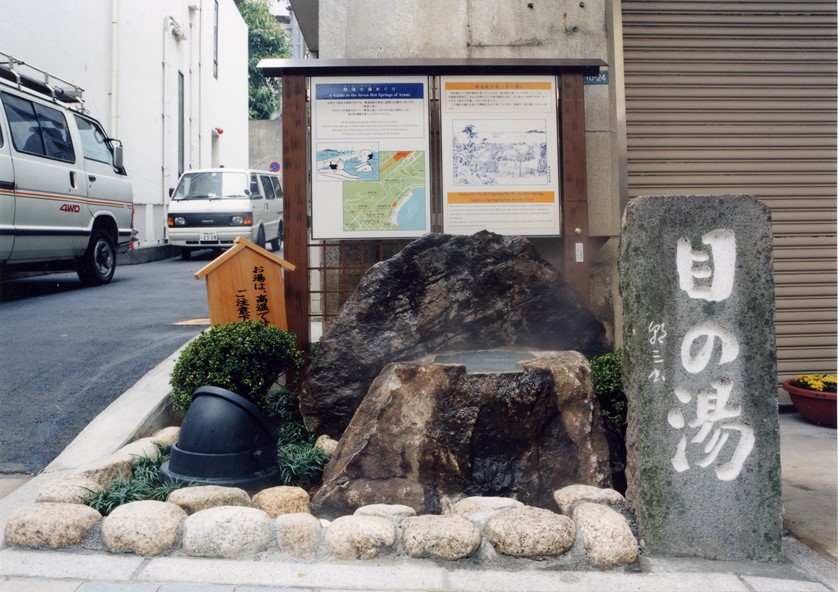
[160,386,280,491]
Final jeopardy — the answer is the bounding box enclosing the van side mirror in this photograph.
[169,187,174,197]
[112,144,124,170]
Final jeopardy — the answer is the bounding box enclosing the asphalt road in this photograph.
[0,252,217,474]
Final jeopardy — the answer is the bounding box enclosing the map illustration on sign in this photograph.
[452,119,550,186]
[311,76,431,239]
[341,150,426,232]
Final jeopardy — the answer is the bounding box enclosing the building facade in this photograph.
[0,0,249,246]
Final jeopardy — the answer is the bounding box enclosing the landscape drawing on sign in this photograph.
[452,119,550,186]
[326,149,427,233]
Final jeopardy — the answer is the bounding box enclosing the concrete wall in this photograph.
[249,120,283,172]
[0,0,248,246]
[318,0,624,345]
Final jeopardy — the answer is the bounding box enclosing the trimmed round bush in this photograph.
[170,321,302,413]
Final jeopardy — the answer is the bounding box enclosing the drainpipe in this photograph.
[110,0,119,136]
[188,3,201,169]
[162,16,186,246]
[162,16,186,208]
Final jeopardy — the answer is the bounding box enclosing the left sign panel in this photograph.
[311,76,432,240]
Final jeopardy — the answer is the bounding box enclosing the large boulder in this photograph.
[301,231,608,438]
[311,350,612,517]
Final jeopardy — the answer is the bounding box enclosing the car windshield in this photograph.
[172,172,249,200]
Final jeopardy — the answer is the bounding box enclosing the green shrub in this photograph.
[276,420,309,447]
[591,349,626,431]
[276,440,329,489]
[169,321,303,413]
[85,444,191,515]
[272,419,329,489]
[590,349,627,493]
[262,385,303,423]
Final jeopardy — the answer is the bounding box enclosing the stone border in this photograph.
[3,427,640,571]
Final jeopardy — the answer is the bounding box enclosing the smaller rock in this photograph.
[354,503,416,525]
[182,506,273,558]
[4,503,101,549]
[484,506,576,558]
[78,452,134,486]
[573,502,638,567]
[402,515,481,560]
[117,437,160,460]
[101,500,186,556]
[553,484,626,515]
[252,486,311,518]
[275,513,322,558]
[150,426,180,446]
[324,515,397,560]
[36,475,102,504]
[167,485,251,514]
[451,496,523,516]
[315,434,339,457]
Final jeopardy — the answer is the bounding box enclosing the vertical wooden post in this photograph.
[282,74,310,355]
[560,72,591,304]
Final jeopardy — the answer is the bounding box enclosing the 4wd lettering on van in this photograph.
[59,204,81,213]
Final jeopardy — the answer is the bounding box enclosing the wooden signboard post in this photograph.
[194,237,296,330]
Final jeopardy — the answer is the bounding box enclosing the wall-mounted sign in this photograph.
[310,76,431,239]
[440,76,561,236]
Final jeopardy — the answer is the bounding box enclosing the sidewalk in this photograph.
[0,356,835,592]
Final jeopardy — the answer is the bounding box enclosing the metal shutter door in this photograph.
[621,1,837,380]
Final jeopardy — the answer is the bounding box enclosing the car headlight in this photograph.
[230,214,253,226]
[167,216,187,227]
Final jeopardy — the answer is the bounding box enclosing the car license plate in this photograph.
[199,232,218,242]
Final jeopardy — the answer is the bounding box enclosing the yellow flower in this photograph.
[793,374,837,393]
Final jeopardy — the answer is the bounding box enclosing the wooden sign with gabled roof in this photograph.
[194,237,296,330]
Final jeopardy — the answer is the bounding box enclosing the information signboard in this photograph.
[310,76,431,239]
[440,76,562,236]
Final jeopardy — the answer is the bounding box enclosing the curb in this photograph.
[117,244,179,266]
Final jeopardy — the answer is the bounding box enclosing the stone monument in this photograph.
[619,194,782,561]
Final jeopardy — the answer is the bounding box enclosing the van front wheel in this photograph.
[78,230,116,285]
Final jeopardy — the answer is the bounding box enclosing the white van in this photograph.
[0,51,133,285]
[166,168,283,260]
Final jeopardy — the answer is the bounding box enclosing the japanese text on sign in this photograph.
[665,229,754,481]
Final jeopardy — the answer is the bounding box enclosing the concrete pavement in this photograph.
[0,354,835,591]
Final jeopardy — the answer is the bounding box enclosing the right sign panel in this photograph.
[440,76,561,236]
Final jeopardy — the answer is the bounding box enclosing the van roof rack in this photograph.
[0,50,85,109]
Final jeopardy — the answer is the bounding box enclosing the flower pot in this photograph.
[782,380,837,428]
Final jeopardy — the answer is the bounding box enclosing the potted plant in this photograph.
[782,374,836,428]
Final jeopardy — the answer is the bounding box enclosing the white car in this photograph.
[166,168,283,260]
[0,51,133,285]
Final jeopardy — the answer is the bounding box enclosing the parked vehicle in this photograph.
[0,51,133,285]
[166,168,283,260]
